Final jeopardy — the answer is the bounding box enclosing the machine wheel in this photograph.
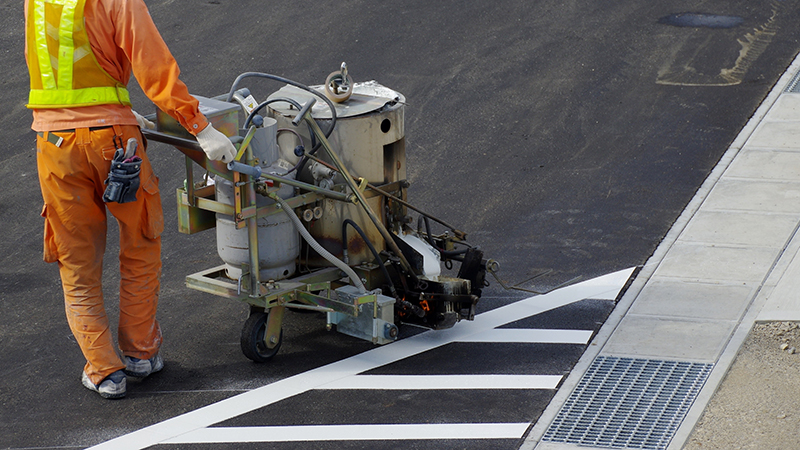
[240,311,283,362]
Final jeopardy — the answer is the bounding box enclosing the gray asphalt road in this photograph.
[1,0,798,449]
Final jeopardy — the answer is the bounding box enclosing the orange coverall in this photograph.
[25,0,211,385]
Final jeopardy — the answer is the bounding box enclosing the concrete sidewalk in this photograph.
[521,52,800,450]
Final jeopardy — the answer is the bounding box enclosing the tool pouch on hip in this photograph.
[103,138,142,204]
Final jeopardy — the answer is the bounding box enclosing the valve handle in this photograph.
[292,98,317,126]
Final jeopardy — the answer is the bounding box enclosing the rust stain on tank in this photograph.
[346,236,366,254]
[316,237,344,257]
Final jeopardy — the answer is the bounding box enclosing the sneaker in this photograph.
[81,370,126,399]
[123,354,163,378]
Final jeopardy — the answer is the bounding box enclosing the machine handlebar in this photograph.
[292,98,317,126]
[226,160,262,178]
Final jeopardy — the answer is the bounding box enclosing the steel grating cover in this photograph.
[786,71,800,93]
[542,356,713,450]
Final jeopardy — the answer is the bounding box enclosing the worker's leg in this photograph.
[105,125,164,361]
[36,127,126,386]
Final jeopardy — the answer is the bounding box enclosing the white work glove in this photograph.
[196,125,237,163]
[132,110,155,130]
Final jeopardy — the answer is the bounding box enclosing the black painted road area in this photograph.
[0,0,798,449]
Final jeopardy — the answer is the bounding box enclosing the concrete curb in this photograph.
[666,51,800,450]
[519,50,800,450]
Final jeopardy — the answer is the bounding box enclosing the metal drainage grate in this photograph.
[785,71,800,93]
[542,356,712,450]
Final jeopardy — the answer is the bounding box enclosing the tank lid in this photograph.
[267,81,404,119]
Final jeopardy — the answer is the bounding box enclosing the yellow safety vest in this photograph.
[26,0,131,109]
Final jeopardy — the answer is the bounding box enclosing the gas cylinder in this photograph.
[214,117,300,281]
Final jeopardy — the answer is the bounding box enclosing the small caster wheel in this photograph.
[240,311,282,362]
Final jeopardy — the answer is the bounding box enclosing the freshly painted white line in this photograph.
[317,374,563,390]
[458,328,593,344]
[162,423,533,443]
[87,267,634,450]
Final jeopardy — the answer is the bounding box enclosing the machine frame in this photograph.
[143,73,490,362]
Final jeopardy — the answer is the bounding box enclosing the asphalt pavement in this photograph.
[2,1,800,449]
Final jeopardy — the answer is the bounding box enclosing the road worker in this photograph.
[24,0,236,399]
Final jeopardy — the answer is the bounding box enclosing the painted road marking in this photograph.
[317,374,564,390]
[88,267,635,450]
[457,328,593,344]
[162,423,533,444]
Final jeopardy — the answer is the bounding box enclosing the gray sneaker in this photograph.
[82,370,126,399]
[124,354,163,378]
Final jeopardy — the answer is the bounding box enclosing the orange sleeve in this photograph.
[107,0,209,135]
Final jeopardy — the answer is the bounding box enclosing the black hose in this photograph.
[419,215,469,257]
[225,72,337,140]
[276,128,306,175]
[245,98,299,127]
[342,219,398,297]
[230,73,333,181]
[244,98,315,147]
[244,97,318,157]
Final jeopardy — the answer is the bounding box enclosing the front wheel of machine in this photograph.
[240,311,283,362]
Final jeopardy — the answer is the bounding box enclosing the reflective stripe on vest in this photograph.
[26,0,131,109]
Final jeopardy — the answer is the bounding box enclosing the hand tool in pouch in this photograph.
[103,137,142,203]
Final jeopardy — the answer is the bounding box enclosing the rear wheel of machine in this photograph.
[240,311,283,362]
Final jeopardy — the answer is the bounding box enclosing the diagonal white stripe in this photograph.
[163,423,533,443]
[458,328,593,344]
[87,267,635,450]
[317,374,562,390]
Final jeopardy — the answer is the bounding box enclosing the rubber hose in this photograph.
[245,98,317,150]
[225,72,337,140]
[272,195,367,293]
[419,215,469,257]
[246,98,300,127]
[342,219,398,297]
[245,98,318,174]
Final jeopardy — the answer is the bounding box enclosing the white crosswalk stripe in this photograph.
[456,328,593,344]
[317,374,563,390]
[163,423,534,444]
[88,267,635,449]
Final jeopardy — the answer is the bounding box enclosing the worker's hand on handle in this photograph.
[196,124,237,163]
[132,110,155,130]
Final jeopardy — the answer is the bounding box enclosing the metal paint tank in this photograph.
[215,117,300,281]
[267,82,406,267]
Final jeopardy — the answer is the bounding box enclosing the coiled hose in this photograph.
[271,194,366,293]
